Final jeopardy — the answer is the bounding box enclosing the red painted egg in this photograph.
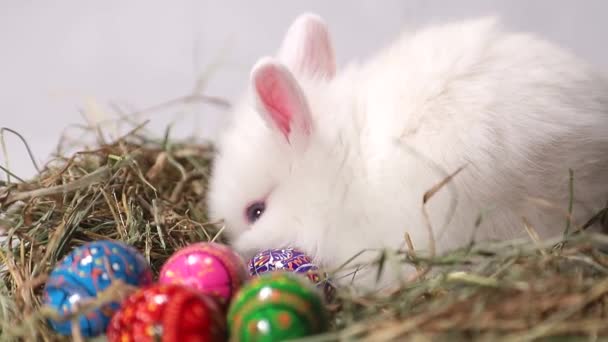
[106,283,226,342]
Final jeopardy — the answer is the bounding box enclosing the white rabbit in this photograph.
[207,13,608,289]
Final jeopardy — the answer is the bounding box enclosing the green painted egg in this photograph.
[227,272,329,341]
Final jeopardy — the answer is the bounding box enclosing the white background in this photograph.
[1,1,607,179]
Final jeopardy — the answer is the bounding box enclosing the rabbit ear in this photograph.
[278,13,336,79]
[251,57,312,149]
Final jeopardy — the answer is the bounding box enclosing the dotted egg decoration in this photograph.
[228,272,329,342]
[249,248,335,301]
[159,242,249,306]
[43,240,153,337]
[107,283,226,342]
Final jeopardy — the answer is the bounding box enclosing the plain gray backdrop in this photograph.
[1,1,607,179]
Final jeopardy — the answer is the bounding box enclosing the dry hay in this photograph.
[1,106,607,342]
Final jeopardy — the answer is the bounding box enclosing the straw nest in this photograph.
[1,103,607,342]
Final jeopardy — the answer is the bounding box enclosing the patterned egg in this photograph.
[107,283,226,342]
[227,272,329,341]
[43,240,153,337]
[159,242,249,306]
[248,248,335,301]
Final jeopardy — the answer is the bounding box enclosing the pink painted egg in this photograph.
[159,242,249,306]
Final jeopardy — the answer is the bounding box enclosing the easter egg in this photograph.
[107,283,226,342]
[228,272,329,341]
[248,248,335,301]
[43,240,153,337]
[159,242,248,305]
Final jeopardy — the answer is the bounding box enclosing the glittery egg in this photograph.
[43,240,153,337]
[248,248,335,301]
[159,242,249,306]
[227,272,329,341]
[107,283,226,342]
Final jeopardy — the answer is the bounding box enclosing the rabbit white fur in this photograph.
[207,14,608,289]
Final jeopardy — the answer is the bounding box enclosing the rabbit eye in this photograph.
[245,201,266,224]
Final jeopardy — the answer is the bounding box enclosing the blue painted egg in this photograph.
[43,240,153,337]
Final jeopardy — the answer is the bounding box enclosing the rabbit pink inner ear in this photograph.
[252,59,312,143]
[278,13,336,79]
